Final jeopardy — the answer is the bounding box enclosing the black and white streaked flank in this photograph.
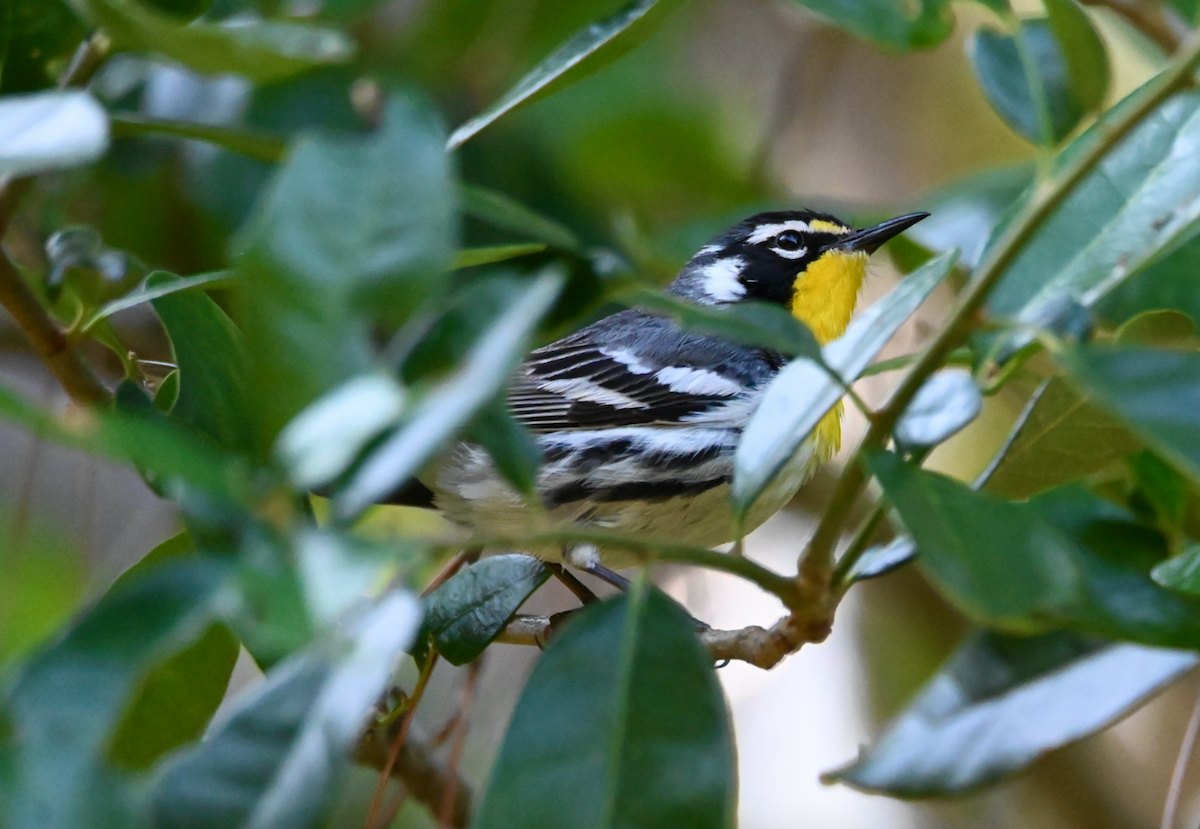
[405,208,929,565]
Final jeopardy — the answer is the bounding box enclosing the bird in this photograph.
[392,209,928,589]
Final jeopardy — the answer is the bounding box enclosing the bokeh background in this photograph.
[1,0,1194,826]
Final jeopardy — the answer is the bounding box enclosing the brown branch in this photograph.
[356,730,473,829]
[1079,0,1187,55]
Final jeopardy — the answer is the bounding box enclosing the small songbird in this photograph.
[396,209,928,587]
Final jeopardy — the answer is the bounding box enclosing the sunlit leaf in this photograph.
[0,90,108,177]
[843,537,916,585]
[894,371,982,449]
[829,629,1196,795]
[1153,543,1200,594]
[732,250,958,517]
[474,581,735,829]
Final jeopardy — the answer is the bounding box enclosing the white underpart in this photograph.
[603,348,655,374]
[696,257,746,303]
[541,377,646,408]
[654,366,742,397]
[770,245,808,260]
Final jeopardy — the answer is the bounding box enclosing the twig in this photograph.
[356,729,473,829]
[797,29,1200,608]
[439,659,483,828]
[365,655,438,829]
[1080,0,1187,55]
[1162,683,1200,829]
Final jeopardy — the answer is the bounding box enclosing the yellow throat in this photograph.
[789,248,869,457]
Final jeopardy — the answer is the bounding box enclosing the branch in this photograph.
[798,28,1200,592]
[356,729,473,829]
[1080,0,1188,55]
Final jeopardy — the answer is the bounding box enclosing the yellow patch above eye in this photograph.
[809,220,851,234]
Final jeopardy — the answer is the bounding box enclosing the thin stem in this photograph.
[1162,684,1200,829]
[438,659,483,828]
[799,32,1200,584]
[366,655,439,829]
[831,502,888,590]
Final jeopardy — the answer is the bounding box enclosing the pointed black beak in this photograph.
[834,212,930,254]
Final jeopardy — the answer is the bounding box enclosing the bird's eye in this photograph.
[774,230,803,251]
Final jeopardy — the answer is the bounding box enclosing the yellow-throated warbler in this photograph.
[392,210,927,586]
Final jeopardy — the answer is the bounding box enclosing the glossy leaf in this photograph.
[447,0,689,150]
[0,90,109,177]
[1045,0,1108,115]
[67,0,354,83]
[987,86,1200,325]
[1061,345,1200,483]
[981,377,1141,499]
[150,592,421,829]
[732,250,958,517]
[1153,544,1200,594]
[474,581,735,829]
[151,272,253,453]
[277,373,407,491]
[0,559,231,829]
[970,22,1076,145]
[632,289,823,363]
[787,0,953,51]
[235,96,453,442]
[894,371,982,449]
[421,554,550,666]
[871,451,1200,647]
[82,270,231,332]
[461,184,582,252]
[844,536,917,585]
[830,629,1197,795]
[334,270,564,520]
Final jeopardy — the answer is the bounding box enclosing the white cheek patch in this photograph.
[654,367,743,397]
[769,245,808,260]
[697,257,746,303]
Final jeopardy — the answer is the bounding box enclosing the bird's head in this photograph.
[668,209,929,344]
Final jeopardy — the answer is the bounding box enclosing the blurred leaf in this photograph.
[110,114,286,163]
[1061,344,1200,483]
[1045,0,1108,114]
[1152,543,1200,593]
[0,559,231,829]
[829,629,1197,795]
[1115,309,1200,348]
[0,90,108,177]
[151,271,253,453]
[235,96,454,444]
[66,0,354,83]
[156,370,180,413]
[1128,451,1191,543]
[150,592,421,829]
[461,184,582,251]
[871,451,1200,647]
[295,531,419,627]
[421,554,550,666]
[474,581,735,829]
[454,243,547,269]
[632,290,823,363]
[732,250,958,518]
[969,21,1079,145]
[1100,234,1200,326]
[277,373,407,491]
[107,533,240,771]
[1,0,86,94]
[334,270,564,521]
[83,270,231,332]
[447,0,689,150]
[981,377,1141,499]
[894,371,982,449]
[468,401,543,499]
[787,0,953,51]
[988,85,1200,325]
[844,537,916,585]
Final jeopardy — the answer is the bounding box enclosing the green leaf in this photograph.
[447,0,689,150]
[277,373,407,491]
[1061,344,1200,484]
[460,184,582,252]
[150,592,421,829]
[235,96,454,443]
[0,90,108,177]
[454,243,547,269]
[870,451,1200,647]
[82,270,231,332]
[894,371,982,449]
[474,581,735,829]
[150,272,253,453]
[1044,0,1109,114]
[333,269,564,520]
[786,0,953,51]
[467,401,543,499]
[731,250,958,517]
[631,289,823,363]
[66,0,354,83]
[829,629,1197,795]
[1115,309,1200,348]
[987,85,1200,325]
[981,377,1142,499]
[1153,543,1200,594]
[110,114,286,163]
[0,559,231,829]
[1,0,86,95]
[969,21,1081,145]
[421,554,550,666]
[844,537,916,585]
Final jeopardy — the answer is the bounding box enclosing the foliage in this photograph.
[2,0,1200,826]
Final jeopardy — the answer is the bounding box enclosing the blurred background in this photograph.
[1,0,1194,826]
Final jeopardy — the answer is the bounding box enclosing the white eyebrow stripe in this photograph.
[746,221,812,244]
[696,257,746,304]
